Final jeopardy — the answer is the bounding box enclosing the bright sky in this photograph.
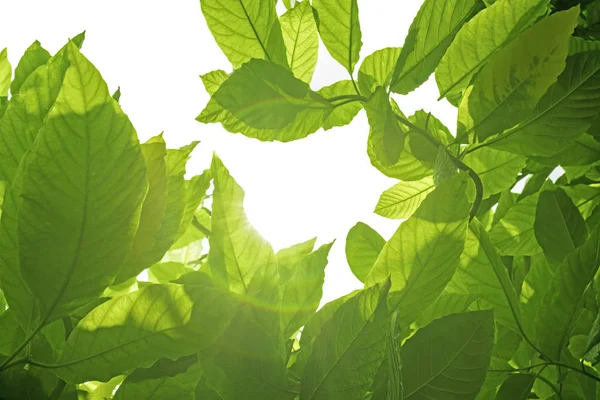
[0,0,457,303]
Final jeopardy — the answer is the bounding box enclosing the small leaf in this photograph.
[462,147,526,198]
[0,49,11,97]
[374,176,434,220]
[345,222,385,283]
[200,70,229,96]
[358,47,401,96]
[11,40,50,95]
[281,1,319,83]
[317,80,363,130]
[494,373,535,400]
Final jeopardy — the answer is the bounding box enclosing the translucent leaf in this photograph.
[200,70,229,96]
[317,80,363,130]
[175,169,212,242]
[0,49,11,97]
[281,1,319,83]
[358,47,401,96]
[374,176,434,220]
[345,222,385,283]
[200,0,288,68]
[11,40,50,96]
[462,147,526,198]
[312,0,362,74]
[390,0,480,94]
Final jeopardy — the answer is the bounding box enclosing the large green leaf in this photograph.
[312,0,362,74]
[317,80,363,130]
[436,0,550,99]
[300,280,391,400]
[358,47,401,96]
[462,147,526,198]
[484,50,600,157]
[402,311,495,400]
[209,155,276,295]
[281,1,319,83]
[535,226,600,361]
[494,374,535,400]
[345,222,385,283]
[200,0,287,68]
[534,188,588,264]
[366,174,470,326]
[55,282,237,383]
[17,43,147,323]
[277,237,317,277]
[374,176,435,220]
[457,8,579,143]
[11,40,50,96]
[390,0,480,94]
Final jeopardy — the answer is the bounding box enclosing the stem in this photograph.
[49,380,66,400]
[0,322,46,371]
[350,75,361,97]
[332,98,364,108]
[489,362,548,373]
[326,94,367,104]
[536,374,563,400]
[550,361,600,383]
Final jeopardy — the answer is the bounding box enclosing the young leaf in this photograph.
[17,43,148,323]
[0,49,10,97]
[494,373,535,400]
[312,0,362,74]
[200,0,288,68]
[300,279,391,400]
[390,0,480,94]
[534,188,588,264]
[457,8,579,142]
[358,47,401,96]
[211,59,332,130]
[366,173,470,326]
[317,80,363,130]
[11,40,50,95]
[436,0,550,99]
[345,222,385,283]
[401,311,495,400]
[462,147,526,198]
[404,110,454,167]
[200,70,229,96]
[374,176,435,220]
[535,226,600,361]
[55,282,237,383]
[281,1,319,83]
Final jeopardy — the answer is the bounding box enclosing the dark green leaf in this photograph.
[495,374,535,400]
[345,222,385,283]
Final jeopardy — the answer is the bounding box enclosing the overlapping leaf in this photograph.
[374,176,434,220]
[281,1,319,83]
[345,222,385,283]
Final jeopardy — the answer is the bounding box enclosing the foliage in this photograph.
[1,1,600,399]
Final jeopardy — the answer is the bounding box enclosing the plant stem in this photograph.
[489,362,548,373]
[326,94,367,103]
[536,373,563,400]
[49,380,66,400]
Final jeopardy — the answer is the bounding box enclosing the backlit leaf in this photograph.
[462,147,526,198]
[317,80,363,130]
[281,1,319,83]
[345,222,385,283]
[11,40,50,95]
[0,49,10,97]
[358,47,401,96]
[374,176,435,220]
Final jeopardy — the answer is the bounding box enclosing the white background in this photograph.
[0,0,457,303]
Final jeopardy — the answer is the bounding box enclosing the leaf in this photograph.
[401,311,495,400]
[494,374,535,400]
[462,147,526,198]
[200,0,287,68]
[209,154,276,295]
[535,226,600,361]
[364,87,406,166]
[17,43,148,323]
[210,59,332,130]
[55,282,237,383]
[300,279,391,400]
[345,222,385,283]
[486,50,600,157]
[281,1,319,83]
[436,0,550,99]
[200,70,229,96]
[405,110,455,167]
[280,242,332,337]
[0,310,25,357]
[358,47,401,96]
[390,0,480,94]
[374,176,435,220]
[457,8,579,143]
[277,237,317,280]
[175,169,212,242]
[563,184,600,219]
[11,40,50,95]
[489,193,542,256]
[312,0,362,74]
[366,173,470,326]
[534,188,589,264]
[317,80,363,130]
[0,49,11,97]
[411,292,478,332]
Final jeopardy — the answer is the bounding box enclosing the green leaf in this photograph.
[277,237,317,279]
[200,0,287,68]
[0,310,25,357]
[200,70,229,96]
[345,222,385,283]
[11,40,50,95]
[433,145,458,186]
[300,279,391,400]
[17,43,147,323]
[457,8,579,143]
[209,154,276,294]
[390,0,480,94]
[366,173,470,326]
[563,184,600,219]
[316,80,363,130]
[401,311,495,400]
[0,49,11,97]
[485,50,600,157]
[55,282,237,383]
[312,0,362,74]
[210,59,332,131]
[281,1,319,83]
[535,226,600,360]
[411,292,478,332]
[462,147,526,198]
[534,188,589,264]
[280,242,332,337]
[489,193,542,256]
[358,47,401,96]
[364,87,406,166]
[494,374,535,400]
[436,0,550,100]
[374,176,435,220]
[175,169,212,242]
